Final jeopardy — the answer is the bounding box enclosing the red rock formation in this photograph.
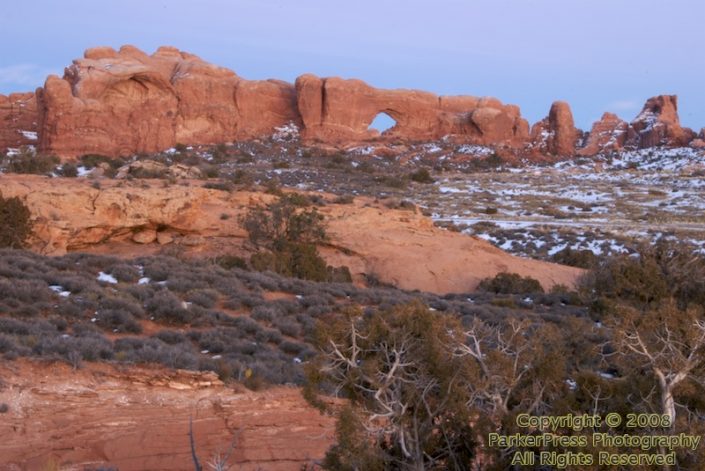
[1,45,699,158]
[0,174,582,293]
[529,101,579,156]
[295,74,529,146]
[0,359,337,470]
[37,45,301,158]
[0,92,38,152]
[629,95,695,148]
[691,128,705,149]
[578,112,630,156]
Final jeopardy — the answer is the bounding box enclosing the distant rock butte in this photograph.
[528,101,579,156]
[0,45,700,157]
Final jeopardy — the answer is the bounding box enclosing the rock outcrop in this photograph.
[628,95,695,148]
[0,92,38,151]
[0,359,336,470]
[36,45,301,157]
[0,174,582,293]
[578,112,630,156]
[0,45,701,158]
[295,74,529,146]
[528,101,579,156]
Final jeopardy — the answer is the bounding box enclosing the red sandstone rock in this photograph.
[295,74,529,146]
[37,45,301,158]
[578,112,630,156]
[629,95,695,148]
[529,101,579,156]
[0,92,38,152]
[1,45,701,159]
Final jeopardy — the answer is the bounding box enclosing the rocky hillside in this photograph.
[0,174,581,293]
[1,45,702,159]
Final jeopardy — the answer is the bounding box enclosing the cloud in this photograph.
[0,64,58,89]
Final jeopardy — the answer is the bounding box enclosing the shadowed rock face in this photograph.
[36,45,301,157]
[0,92,38,151]
[295,74,529,146]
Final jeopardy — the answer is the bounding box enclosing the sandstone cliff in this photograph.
[0,175,582,293]
[295,74,529,146]
[0,359,336,470]
[36,45,301,157]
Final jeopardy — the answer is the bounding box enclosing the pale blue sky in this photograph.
[1,0,703,130]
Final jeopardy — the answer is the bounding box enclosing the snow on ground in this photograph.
[97,272,118,284]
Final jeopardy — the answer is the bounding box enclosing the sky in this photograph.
[1,0,703,130]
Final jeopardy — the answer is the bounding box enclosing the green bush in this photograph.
[250,242,329,282]
[477,272,544,294]
[0,194,32,248]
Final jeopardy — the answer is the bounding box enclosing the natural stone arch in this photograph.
[367,111,398,135]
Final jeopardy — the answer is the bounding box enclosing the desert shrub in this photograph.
[0,278,50,303]
[307,302,476,470]
[58,162,78,177]
[153,330,187,345]
[106,263,140,283]
[583,241,705,311]
[409,168,435,183]
[145,289,193,325]
[333,194,354,204]
[228,169,254,186]
[375,175,408,189]
[242,198,326,251]
[273,316,302,338]
[552,247,598,269]
[490,297,518,309]
[203,181,234,192]
[281,192,313,207]
[0,194,32,249]
[5,150,59,175]
[250,243,329,282]
[185,289,219,308]
[95,309,142,334]
[0,403,9,413]
[215,254,248,270]
[477,272,544,294]
[198,164,220,178]
[0,334,16,354]
[79,154,125,170]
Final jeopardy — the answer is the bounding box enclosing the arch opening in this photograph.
[368,112,397,134]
